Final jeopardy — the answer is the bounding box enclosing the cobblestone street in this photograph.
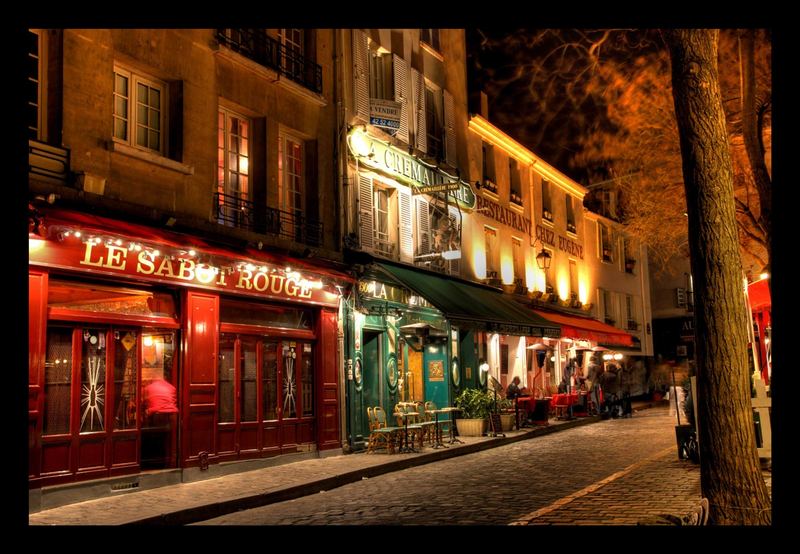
[197,408,700,525]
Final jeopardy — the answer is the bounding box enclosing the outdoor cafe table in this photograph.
[394,402,420,453]
[438,406,463,444]
[425,409,448,449]
[516,396,551,426]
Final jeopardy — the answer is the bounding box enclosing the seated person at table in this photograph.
[506,376,524,399]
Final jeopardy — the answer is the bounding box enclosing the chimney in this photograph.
[480,91,489,120]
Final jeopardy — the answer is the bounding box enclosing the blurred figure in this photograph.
[506,376,523,399]
[144,378,178,417]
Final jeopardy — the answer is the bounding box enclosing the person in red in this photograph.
[144,379,178,416]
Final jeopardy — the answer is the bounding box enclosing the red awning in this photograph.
[37,207,354,284]
[531,309,634,347]
[748,278,771,311]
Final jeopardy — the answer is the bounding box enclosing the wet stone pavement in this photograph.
[197,408,689,525]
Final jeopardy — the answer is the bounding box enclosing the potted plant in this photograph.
[454,388,492,436]
[498,397,516,431]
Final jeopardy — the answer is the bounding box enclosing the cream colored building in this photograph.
[464,108,652,394]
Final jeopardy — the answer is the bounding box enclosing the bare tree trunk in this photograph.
[738,29,772,270]
[663,29,771,525]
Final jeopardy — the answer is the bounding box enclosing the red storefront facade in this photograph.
[29,209,348,489]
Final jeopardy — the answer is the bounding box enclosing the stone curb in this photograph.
[128,416,602,525]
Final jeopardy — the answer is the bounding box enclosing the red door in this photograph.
[216,336,315,459]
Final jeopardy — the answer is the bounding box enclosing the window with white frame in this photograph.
[113,65,166,154]
[484,226,499,278]
[599,223,613,262]
[372,185,397,257]
[28,29,44,141]
[509,159,522,204]
[569,259,578,301]
[217,107,251,227]
[482,142,496,190]
[420,29,441,52]
[369,41,393,100]
[625,294,637,330]
[278,130,305,215]
[544,247,555,293]
[602,289,615,325]
[278,28,304,81]
[512,237,524,287]
[425,82,444,160]
[566,195,576,234]
[622,237,636,273]
[541,179,553,222]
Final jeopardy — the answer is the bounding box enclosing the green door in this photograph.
[360,330,382,439]
[423,341,449,409]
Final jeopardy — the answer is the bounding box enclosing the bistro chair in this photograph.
[368,406,399,454]
[416,403,437,446]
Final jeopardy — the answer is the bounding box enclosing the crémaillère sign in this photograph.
[347,128,476,210]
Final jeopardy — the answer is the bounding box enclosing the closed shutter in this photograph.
[416,197,430,255]
[359,175,374,251]
[393,54,409,143]
[444,89,456,166]
[398,188,413,263]
[412,69,426,153]
[353,30,369,123]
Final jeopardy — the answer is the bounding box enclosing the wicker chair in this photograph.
[367,407,400,454]
[416,402,437,446]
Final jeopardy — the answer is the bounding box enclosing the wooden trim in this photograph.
[219,322,315,339]
[48,307,180,328]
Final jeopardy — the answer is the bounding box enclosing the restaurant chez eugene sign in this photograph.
[29,232,341,307]
[347,128,476,210]
[536,224,584,259]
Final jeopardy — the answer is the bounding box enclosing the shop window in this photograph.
[80,328,107,434]
[44,327,72,436]
[302,343,314,418]
[263,342,279,420]
[220,298,312,330]
[241,337,258,422]
[282,343,298,419]
[48,279,177,319]
[112,330,139,430]
[218,334,236,424]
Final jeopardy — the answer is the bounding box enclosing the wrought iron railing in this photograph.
[216,29,322,94]
[215,191,323,247]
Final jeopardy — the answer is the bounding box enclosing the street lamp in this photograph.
[531,237,552,271]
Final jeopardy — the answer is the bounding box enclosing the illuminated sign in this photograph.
[476,195,531,235]
[536,225,583,259]
[347,128,476,210]
[29,230,341,307]
[359,280,407,303]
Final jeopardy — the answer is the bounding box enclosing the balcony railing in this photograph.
[217,29,322,94]
[215,191,323,247]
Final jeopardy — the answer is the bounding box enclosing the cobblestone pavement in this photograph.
[197,408,697,525]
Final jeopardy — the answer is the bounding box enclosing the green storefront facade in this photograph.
[343,261,559,450]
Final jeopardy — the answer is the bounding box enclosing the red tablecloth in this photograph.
[550,393,579,409]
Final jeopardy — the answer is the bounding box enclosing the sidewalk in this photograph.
[29,400,671,526]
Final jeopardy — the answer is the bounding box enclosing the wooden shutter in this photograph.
[416,196,430,255]
[398,188,413,263]
[444,89,456,166]
[412,69,426,153]
[393,54,409,143]
[359,175,374,251]
[353,30,369,123]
